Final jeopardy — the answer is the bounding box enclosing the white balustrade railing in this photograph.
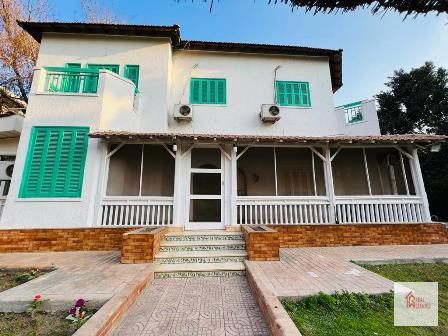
[99,196,174,226]
[335,196,424,224]
[236,196,331,225]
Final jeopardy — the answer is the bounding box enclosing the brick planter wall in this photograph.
[0,228,136,252]
[242,225,280,261]
[120,227,168,264]
[272,223,448,248]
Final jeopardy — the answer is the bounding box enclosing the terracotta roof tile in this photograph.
[89,131,447,145]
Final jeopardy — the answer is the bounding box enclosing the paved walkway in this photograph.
[0,251,154,312]
[246,244,448,298]
[111,277,271,336]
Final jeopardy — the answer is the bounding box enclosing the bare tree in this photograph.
[80,0,120,23]
[0,0,49,103]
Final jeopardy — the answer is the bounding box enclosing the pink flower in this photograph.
[75,298,85,307]
[69,307,76,315]
[34,295,42,301]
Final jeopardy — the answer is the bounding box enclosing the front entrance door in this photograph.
[186,147,224,230]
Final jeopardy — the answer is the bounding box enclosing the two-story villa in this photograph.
[0,21,445,238]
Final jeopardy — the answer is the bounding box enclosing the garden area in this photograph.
[283,262,448,336]
[0,269,93,336]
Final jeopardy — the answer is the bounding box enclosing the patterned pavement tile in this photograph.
[111,277,270,336]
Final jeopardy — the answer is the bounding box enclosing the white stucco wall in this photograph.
[335,99,380,136]
[168,51,340,136]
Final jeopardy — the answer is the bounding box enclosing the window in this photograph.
[106,144,174,197]
[61,63,82,93]
[343,102,363,124]
[190,78,226,104]
[332,149,369,195]
[275,81,311,107]
[20,127,89,198]
[84,64,119,93]
[124,65,140,92]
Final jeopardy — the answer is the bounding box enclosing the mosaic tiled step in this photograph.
[156,250,247,264]
[155,262,246,278]
[155,270,246,278]
[159,240,246,252]
[164,232,244,242]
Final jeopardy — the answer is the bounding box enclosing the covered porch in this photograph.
[90,132,445,229]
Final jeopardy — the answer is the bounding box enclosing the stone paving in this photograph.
[111,276,271,336]
[246,244,448,298]
[0,251,154,312]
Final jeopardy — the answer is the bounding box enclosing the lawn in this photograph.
[282,262,448,336]
[0,268,50,292]
[0,312,80,336]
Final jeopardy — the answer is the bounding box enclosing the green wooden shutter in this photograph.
[62,63,82,93]
[84,64,119,93]
[275,81,311,107]
[124,65,140,92]
[190,78,226,104]
[20,127,89,198]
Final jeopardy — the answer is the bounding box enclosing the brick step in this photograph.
[154,262,246,278]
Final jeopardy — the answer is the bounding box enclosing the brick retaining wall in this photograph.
[121,227,168,263]
[242,226,280,261]
[273,223,448,248]
[0,228,136,252]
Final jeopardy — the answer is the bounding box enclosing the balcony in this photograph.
[30,67,140,132]
[335,99,380,135]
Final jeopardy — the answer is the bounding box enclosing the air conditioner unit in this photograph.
[174,104,193,121]
[260,104,281,123]
[0,161,14,180]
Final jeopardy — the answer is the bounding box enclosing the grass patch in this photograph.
[283,262,448,336]
[0,311,85,336]
[0,269,50,292]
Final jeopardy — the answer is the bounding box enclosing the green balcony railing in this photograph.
[44,67,100,94]
[341,101,363,124]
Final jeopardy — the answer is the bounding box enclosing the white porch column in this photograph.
[172,144,184,227]
[230,146,238,225]
[411,147,431,222]
[324,144,336,223]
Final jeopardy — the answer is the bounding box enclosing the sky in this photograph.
[48,0,448,106]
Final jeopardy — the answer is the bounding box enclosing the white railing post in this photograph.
[411,147,431,222]
[324,145,336,223]
[172,145,183,227]
[231,147,238,225]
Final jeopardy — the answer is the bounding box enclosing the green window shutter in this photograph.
[275,81,311,107]
[20,127,89,198]
[190,78,226,104]
[62,63,82,93]
[84,64,119,93]
[124,65,140,92]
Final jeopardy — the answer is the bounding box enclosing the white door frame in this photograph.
[185,145,225,230]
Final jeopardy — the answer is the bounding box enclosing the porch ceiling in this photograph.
[89,131,447,146]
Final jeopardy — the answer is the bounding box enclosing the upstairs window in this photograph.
[342,102,363,124]
[124,65,140,93]
[20,127,89,198]
[275,81,311,107]
[190,78,226,104]
[84,64,119,93]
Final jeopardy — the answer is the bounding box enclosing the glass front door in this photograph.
[187,148,224,230]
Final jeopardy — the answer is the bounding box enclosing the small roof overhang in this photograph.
[17,21,181,45]
[89,131,447,146]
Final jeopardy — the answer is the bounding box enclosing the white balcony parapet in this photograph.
[99,196,174,226]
